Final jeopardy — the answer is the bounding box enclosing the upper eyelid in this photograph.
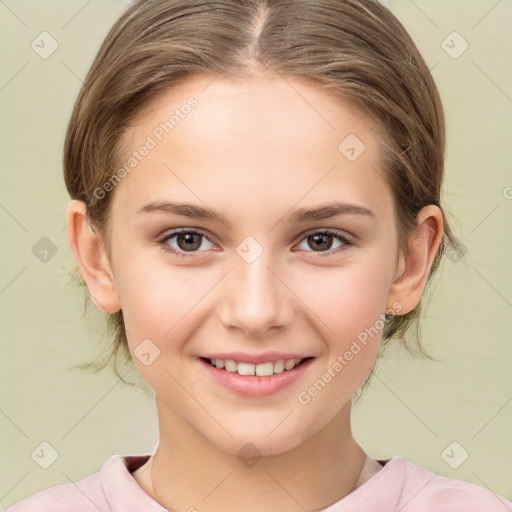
[159,227,353,250]
[160,228,215,243]
[301,227,353,241]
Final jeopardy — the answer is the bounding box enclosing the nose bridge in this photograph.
[219,239,290,335]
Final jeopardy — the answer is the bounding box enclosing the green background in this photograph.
[1,0,511,506]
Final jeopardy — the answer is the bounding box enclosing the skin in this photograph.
[66,73,443,512]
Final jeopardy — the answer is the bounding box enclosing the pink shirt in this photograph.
[5,453,511,511]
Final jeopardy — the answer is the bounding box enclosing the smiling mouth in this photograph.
[200,357,314,377]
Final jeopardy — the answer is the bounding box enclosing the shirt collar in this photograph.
[321,456,405,511]
[100,454,169,512]
[101,453,405,512]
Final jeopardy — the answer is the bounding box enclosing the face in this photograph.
[102,73,404,456]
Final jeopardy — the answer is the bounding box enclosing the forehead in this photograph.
[128,73,377,152]
[112,73,392,221]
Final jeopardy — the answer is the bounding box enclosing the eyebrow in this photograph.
[137,200,375,227]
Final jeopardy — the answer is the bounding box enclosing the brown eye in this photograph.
[159,229,215,257]
[175,232,202,251]
[307,233,334,251]
[297,229,352,255]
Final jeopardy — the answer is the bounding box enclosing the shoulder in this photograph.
[397,457,512,511]
[3,454,159,512]
[3,472,106,512]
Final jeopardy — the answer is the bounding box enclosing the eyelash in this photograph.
[157,228,353,259]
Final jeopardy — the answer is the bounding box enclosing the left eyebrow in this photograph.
[136,200,376,228]
[286,202,376,223]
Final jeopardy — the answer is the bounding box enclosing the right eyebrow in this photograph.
[137,200,230,225]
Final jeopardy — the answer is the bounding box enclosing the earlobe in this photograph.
[66,199,121,314]
[386,205,443,315]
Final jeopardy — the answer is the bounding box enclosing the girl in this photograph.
[6,0,511,510]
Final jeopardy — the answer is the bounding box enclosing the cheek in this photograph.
[296,256,394,342]
[293,263,392,421]
[115,263,209,391]
[113,253,209,347]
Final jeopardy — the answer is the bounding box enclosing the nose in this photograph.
[217,249,292,337]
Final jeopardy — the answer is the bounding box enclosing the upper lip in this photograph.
[200,352,313,364]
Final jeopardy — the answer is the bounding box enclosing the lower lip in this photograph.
[199,358,314,397]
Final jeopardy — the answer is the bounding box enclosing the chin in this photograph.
[208,428,307,460]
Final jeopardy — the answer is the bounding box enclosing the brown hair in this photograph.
[64,0,461,387]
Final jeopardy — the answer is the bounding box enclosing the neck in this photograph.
[142,398,369,512]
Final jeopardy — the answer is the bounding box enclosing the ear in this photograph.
[386,205,443,315]
[66,199,121,314]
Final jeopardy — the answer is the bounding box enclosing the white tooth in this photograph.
[224,360,237,372]
[255,362,274,376]
[273,360,285,373]
[215,359,224,369]
[284,359,297,370]
[238,362,256,375]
